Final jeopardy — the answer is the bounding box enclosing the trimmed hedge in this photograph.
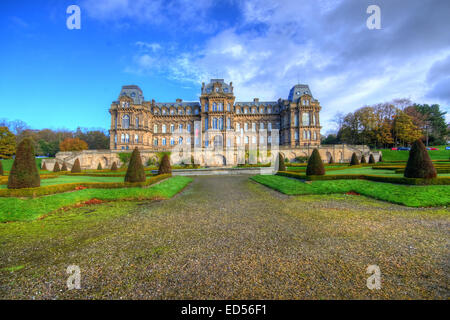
[404,139,437,179]
[306,149,325,176]
[7,138,40,189]
[277,171,450,185]
[61,162,68,171]
[369,154,375,164]
[361,155,367,164]
[0,161,3,176]
[97,162,103,170]
[0,174,171,198]
[53,162,60,172]
[71,158,81,173]
[158,153,172,175]
[278,153,286,172]
[111,162,118,171]
[350,153,360,165]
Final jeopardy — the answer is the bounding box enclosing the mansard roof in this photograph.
[202,79,233,94]
[119,85,144,104]
[288,84,314,102]
[154,102,200,108]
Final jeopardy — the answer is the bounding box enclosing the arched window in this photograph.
[245,136,249,144]
[213,118,218,129]
[268,107,272,113]
[135,117,139,128]
[194,108,199,115]
[244,123,248,131]
[162,138,166,146]
[121,134,125,143]
[212,103,217,112]
[122,115,130,129]
[125,134,130,143]
[179,137,183,145]
[219,117,223,130]
[170,109,175,115]
[227,103,231,111]
[268,123,272,131]
[154,138,158,146]
[162,124,166,133]
[308,131,311,140]
[268,136,272,144]
[154,124,158,133]
[135,134,139,143]
[244,108,248,114]
[170,124,174,133]
[186,108,191,115]
[260,123,264,130]
[236,108,240,114]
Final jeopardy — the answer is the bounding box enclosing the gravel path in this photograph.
[0,175,449,299]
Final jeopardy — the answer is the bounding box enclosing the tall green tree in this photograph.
[0,126,16,159]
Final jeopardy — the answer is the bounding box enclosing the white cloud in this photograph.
[121,0,450,131]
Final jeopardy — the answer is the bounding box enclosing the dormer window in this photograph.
[131,92,136,97]
[296,91,301,95]
[215,87,219,92]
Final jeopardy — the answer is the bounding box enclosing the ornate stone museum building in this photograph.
[109,79,322,151]
[44,80,380,170]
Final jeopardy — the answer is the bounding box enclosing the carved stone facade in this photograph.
[109,79,322,152]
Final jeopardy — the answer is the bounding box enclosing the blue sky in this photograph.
[1,0,449,133]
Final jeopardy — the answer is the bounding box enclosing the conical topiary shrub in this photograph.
[369,154,375,164]
[158,153,172,175]
[125,147,146,182]
[306,148,325,176]
[404,139,437,179]
[97,162,102,170]
[329,155,334,164]
[53,162,61,172]
[361,155,367,164]
[7,138,40,189]
[61,162,68,171]
[277,153,286,172]
[111,161,118,171]
[379,154,383,162]
[41,161,47,171]
[0,161,3,176]
[350,152,360,165]
[71,158,81,173]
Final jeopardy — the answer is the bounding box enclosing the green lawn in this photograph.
[251,175,450,207]
[0,176,192,222]
[0,175,126,189]
[376,145,449,161]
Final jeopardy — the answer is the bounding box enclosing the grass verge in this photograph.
[251,175,450,207]
[0,176,192,222]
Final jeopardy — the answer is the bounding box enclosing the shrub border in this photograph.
[0,174,171,198]
[277,171,450,185]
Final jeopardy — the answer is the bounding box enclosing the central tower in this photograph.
[199,79,235,147]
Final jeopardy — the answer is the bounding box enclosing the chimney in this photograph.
[253,98,259,103]
[176,98,182,103]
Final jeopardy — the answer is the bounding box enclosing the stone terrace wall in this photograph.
[42,145,381,171]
